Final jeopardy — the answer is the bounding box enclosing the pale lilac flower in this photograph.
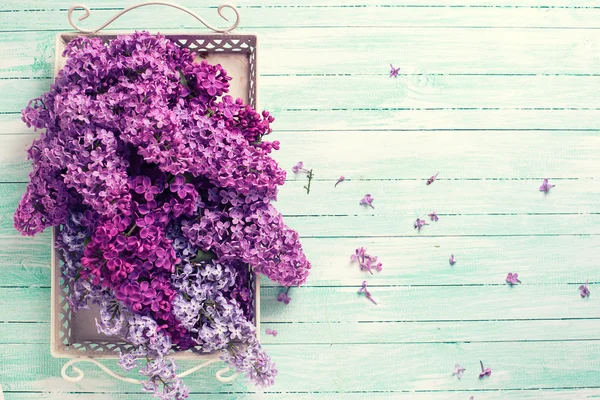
[277,288,291,305]
[580,281,590,298]
[359,194,375,209]
[358,281,377,305]
[453,363,466,379]
[428,211,439,222]
[426,172,439,185]
[292,161,307,174]
[449,254,456,266]
[265,329,278,337]
[539,178,555,193]
[351,247,382,274]
[478,361,491,378]
[389,64,401,78]
[414,218,429,232]
[506,272,521,285]
[470,397,474,400]
[335,175,345,187]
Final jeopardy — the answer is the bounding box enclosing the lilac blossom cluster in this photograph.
[16,31,311,396]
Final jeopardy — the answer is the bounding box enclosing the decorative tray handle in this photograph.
[61,357,240,384]
[68,1,240,34]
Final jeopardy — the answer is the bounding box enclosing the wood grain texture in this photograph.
[1,0,599,398]
[3,28,600,78]
[2,342,600,392]
[4,6,600,31]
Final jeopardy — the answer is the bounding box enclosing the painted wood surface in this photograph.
[0,1,599,399]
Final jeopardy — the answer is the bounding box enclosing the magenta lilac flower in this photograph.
[358,280,377,305]
[265,329,278,337]
[15,32,311,394]
[426,172,439,185]
[506,272,521,285]
[539,178,555,193]
[414,218,429,232]
[580,281,590,298]
[351,247,382,275]
[389,64,401,78]
[449,254,456,266]
[453,363,466,379]
[277,288,291,305]
[428,211,439,222]
[478,361,492,378]
[335,175,345,187]
[359,194,375,209]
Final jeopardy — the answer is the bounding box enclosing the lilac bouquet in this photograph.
[15,32,311,398]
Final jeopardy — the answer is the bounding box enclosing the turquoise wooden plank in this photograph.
[4,318,600,346]
[3,6,600,31]
[283,214,600,236]
[260,286,597,322]
[0,322,49,344]
[1,236,599,288]
[0,288,50,322]
[260,320,600,345]
[3,28,600,78]
[1,131,598,180]
[2,284,596,323]
[2,342,600,392]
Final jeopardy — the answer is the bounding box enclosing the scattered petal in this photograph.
[414,218,429,232]
[478,361,492,379]
[579,281,591,298]
[351,247,382,274]
[539,178,555,193]
[265,329,278,337]
[453,363,466,379]
[426,172,439,185]
[449,254,456,266]
[506,272,521,285]
[358,281,377,305]
[335,175,345,187]
[389,64,401,78]
[428,211,439,222]
[359,194,375,209]
[292,161,305,174]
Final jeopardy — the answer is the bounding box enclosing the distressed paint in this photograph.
[0,0,599,399]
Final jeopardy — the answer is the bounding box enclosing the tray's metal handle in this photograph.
[61,356,240,384]
[68,1,240,34]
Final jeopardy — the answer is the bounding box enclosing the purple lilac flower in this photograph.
[580,281,590,298]
[277,288,291,305]
[359,194,375,208]
[335,175,345,187]
[265,329,278,337]
[479,361,492,378]
[389,64,401,78]
[14,32,308,392]
[449,254,456,266]
[453,363,466,379]
[428,211,439,222]
[506,272,521,285]
[539,178,555,193]
[414,218,429,232]
[358,281,377,305]
[426,172,439,185]
[351,247,382,275]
